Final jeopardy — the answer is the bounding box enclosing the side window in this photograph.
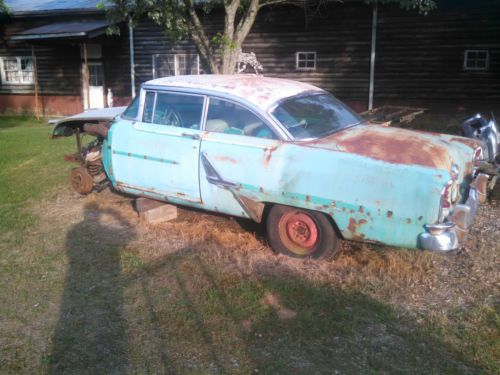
[153,92,204,129]
[122,94,140,119]
[206,98,277,139]
[143,91,155,123]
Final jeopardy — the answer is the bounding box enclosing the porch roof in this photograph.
[10,19,109,41]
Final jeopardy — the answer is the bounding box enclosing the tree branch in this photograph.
[234,0,260,45]
[184,0,219,73]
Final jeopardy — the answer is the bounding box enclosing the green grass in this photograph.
[0,116,498,374]
[0,116,74,233]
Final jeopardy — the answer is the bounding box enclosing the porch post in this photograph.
[31,45,39,119]
[368,0,378,111]
[83,42,90,109]
[129,18,136,98]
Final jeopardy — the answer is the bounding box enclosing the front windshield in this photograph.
[271,93,362,140]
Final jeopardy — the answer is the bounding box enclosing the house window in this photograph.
[0,56,34,84]
[153,54,199,78]
[464,50,489,71]
[296,52,316,71]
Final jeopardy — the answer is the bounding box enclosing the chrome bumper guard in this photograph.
[418,173,488,252]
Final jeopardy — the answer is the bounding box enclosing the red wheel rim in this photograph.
[278,211,319,255]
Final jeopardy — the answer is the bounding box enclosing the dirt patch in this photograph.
[261,292,297,319]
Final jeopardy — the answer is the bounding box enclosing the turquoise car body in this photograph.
[55,75,486,252]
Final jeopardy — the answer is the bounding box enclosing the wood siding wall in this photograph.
[0,15,131,98]
[132,0,499,105]
[1,0,498,111]
[133,3,372,102]
[375,0,500,103]
[0,17,81,96]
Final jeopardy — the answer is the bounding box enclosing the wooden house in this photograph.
[0,0,498,116]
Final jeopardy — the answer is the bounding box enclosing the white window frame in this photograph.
[464,50,489,71]
[152,53,200,78]
[295,51,317,71]
[0,56,34,85]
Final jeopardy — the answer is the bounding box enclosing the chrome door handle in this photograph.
[181,133,201,140]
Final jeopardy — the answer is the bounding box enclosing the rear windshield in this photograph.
[271,94,362,140]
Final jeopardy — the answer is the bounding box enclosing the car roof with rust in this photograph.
[143,75,324,109]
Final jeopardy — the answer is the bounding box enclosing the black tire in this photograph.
[70,167,94,195]
[266,204,340,261]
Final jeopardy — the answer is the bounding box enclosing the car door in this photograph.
[199,96,284,220]
[111,90,205,203]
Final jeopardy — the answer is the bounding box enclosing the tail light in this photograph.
[473,146,484,166]
[440,180,453,214]
[439,164,460,222]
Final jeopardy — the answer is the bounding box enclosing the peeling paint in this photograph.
[145,75,323,109]
[347,218,368,239]
[306,125,463,170]
[215,155,239,164]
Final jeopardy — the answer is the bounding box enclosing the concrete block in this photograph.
[136,197,177,224]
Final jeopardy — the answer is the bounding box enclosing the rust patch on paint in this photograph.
[387,210,393,218]
[347,218,368,239]
[262,143,279,167]
[215,155,238,164]
[307,126,454,170]
[406,218,412,224]
[238,195,265,223]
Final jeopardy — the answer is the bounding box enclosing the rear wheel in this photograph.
[266,205,339,260]
[70,167,94,195]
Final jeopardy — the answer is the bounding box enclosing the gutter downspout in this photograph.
[368,0,378,111]
[129,18,136,98]
[31,45,39,119]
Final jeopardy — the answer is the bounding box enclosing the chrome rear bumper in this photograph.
[418,174,488,252]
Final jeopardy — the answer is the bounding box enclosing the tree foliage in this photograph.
[366,0,436,14]
[0,0,9,14]
[101,0,436,74]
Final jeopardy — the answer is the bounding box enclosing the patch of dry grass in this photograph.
[1,186,496,373]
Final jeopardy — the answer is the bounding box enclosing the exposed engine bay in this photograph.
[50,106,126,194]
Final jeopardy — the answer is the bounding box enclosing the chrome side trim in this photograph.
[200,152,239,189]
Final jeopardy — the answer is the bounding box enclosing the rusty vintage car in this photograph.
[52,75,495,260]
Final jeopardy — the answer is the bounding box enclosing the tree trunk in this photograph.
[185,0,262,74]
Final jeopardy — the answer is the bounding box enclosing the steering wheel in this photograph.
[287,119,308,129]
[159,109,183,127]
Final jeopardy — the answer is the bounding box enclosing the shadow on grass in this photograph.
[121,252,480,374]
[47,202,135,374]
[46,203,480,374]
